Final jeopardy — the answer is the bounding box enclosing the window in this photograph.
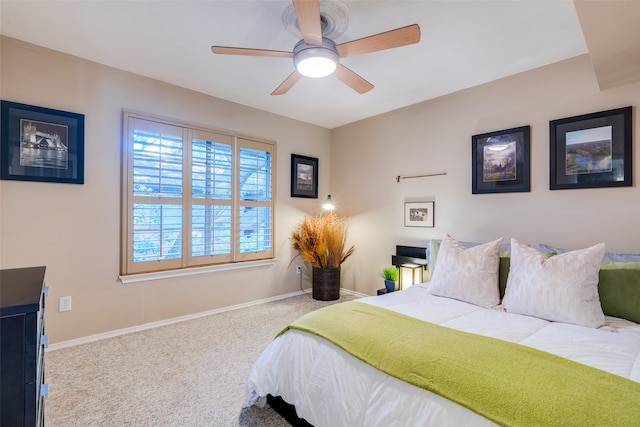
[121,112,275,275]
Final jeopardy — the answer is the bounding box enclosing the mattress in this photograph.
[243,284,640,426]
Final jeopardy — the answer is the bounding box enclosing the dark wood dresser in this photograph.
[0,266,48,427]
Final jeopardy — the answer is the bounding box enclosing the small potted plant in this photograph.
[381,267,399,292]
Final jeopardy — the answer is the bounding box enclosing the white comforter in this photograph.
[244,284,640,426]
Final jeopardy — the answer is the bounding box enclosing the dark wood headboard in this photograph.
[392,245,428,268]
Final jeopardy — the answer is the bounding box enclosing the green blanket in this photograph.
[280,301,640,427]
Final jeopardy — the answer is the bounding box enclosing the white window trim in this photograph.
[119,258,277,284]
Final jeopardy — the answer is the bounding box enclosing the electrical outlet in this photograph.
[59,296,72,312]
[296,265,302,275]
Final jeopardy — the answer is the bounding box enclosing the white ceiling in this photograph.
[0,1,588,129]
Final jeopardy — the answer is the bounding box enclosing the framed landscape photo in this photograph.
[291,153,318,198]
[550,106,632,190]
[404,201,434,227]
[1,100,84,184]
[472,125,530,194]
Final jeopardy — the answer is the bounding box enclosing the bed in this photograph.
[243,236,640,426]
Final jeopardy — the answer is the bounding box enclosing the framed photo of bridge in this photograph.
[550,106,632,190]
[1,100,84,184]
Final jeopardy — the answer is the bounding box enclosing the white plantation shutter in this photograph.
[189,130,234,265]
[132,203,183,262]
[121,113,276,276]
[126,119,184,273]
[132,124,183,199]
[237,138,274,261]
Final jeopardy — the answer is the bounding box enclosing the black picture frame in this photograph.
[550,106,632,190]
[1,100,84,184]
[291,154,318,198]
[472,125,530,194]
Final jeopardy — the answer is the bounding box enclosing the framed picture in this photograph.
[290,154,318,198]
[1,100,84,184]
[404,201,434,227]
[472,125,530,194]
[550,106,632,190]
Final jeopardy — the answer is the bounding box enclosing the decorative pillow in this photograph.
[427,240,440,270]
[502,238,606,328]
[427,234,503,308]
[533,243,640,263]
[598,262,640,324]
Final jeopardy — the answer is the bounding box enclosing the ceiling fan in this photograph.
[211,0,420,96]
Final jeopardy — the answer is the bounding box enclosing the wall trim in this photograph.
[47,288,368,351]
[119,258,277,284]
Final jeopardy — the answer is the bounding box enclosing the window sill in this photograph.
[119,258,277,284]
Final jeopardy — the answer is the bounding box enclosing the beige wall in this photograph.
[0,37,331,343]
[331,54,640,295]
[3,35,639,343]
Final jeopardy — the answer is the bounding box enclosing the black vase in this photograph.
[312,267,341,301]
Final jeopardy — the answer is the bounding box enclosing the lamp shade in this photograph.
[322,195,335,211]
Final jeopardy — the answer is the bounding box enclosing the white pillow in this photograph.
[427,234,502,308]
[502,238,606,328]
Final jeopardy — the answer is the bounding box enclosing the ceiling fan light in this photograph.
[297,55,337,78]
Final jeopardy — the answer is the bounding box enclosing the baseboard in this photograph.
[340,288,368,298]
[47,288,366,351]
[47,290,305,351]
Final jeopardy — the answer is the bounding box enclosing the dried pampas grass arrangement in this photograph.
[291,213,355,269]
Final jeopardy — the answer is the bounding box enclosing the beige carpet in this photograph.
[45,292,356,426]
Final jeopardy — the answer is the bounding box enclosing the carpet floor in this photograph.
[45,291,356,426]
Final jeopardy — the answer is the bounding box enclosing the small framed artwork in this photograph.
[550,106,632,190]
[291,154,318,198]
[1,100,84,184]
[404,201,434,227]
[472,125,530,194]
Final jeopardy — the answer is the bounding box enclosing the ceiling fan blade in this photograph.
[336,24,421,58]
[271,70,303,96]
[293,0,323,45]
[333,64,374,94]
[211,46,292,58]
